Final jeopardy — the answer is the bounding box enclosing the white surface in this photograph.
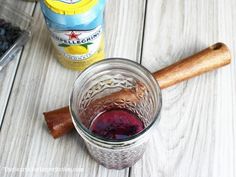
[0,0,235,177]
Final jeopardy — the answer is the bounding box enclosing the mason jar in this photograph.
[70,58,162,169]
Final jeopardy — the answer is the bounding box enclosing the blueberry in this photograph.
[0,35,6,42]
[0,18,23,56]
[0,19,5,27]
[0,28,5,36]
[11,26,21,32]
[7,36,17,44]
[0,41,9,51]
[3,22,11,29]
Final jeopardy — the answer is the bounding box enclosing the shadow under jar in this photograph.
[70,58,162,169]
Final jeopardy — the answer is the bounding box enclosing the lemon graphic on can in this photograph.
[59,42,93,55]
[64,45,87,55]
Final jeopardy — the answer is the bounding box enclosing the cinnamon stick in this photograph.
[44,42,231,138]
[43,107,73,138]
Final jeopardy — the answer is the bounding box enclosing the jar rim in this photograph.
[69,58,162,144]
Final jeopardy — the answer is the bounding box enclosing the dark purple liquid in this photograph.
[89,109,144,140]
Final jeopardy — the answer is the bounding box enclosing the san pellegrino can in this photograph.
[40,0,106,70]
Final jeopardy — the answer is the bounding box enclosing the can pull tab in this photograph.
[0,30,30,71]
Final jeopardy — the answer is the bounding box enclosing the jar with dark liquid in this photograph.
[70,58,162,169]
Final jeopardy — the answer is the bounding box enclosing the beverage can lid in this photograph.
[44,0,98,15]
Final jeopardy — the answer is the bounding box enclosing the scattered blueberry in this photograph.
[0,18,23,57]
[0,28,5,36]
[0,19,5,27]
[3,22,11,30]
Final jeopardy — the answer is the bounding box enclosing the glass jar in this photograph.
[70,58,162,169]
[40,0,106,71]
